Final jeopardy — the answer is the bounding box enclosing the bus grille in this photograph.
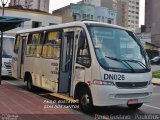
[115,93,149,98]
[115,82,148,89]
[4,62,11,68]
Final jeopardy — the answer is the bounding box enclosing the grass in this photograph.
[152,71,160,78]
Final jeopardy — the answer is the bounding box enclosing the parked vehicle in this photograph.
[1,35,15,76]
[12,21,152,114]
[150,56,160,64]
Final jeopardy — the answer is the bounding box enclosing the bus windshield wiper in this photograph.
[124,59,150,71]
[105,56,136,72]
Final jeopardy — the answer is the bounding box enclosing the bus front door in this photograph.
[58,31,74,93]
[17,36,27,79]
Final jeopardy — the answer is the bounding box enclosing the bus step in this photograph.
[44,93,79,103]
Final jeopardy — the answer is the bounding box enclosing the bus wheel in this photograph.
[79,88,93,114]
[127,103,143,110]
[26,75,34,91]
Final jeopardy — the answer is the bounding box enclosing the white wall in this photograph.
[10,0,49,12]
[0,8,62,36]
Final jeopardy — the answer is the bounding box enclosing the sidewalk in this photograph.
[0,81,93,120]
[152,78,160,86]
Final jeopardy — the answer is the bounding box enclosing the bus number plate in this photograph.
[127,99,138,105]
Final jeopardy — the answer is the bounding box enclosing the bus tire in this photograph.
[79,87,93,114]
[26,75,34,92]
[127,103,143,110]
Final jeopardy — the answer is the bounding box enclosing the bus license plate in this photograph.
[127,99,138,105]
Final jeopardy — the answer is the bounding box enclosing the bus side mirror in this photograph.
[79,30,86,49]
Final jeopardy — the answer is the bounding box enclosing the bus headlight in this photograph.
[93,80,115,86]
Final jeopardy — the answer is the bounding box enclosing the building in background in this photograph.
[79,0,101,6]
[136,32,159,59]
[127,0,139,31]
[101,0,139,32]
[145,0,160,47]
[80,0,139,32]
[95,6,116,24]
[71,3,95,21]
[0,7,61,36]
[9,0,49,12]
[52,3,117,24]
[100,0,128,28]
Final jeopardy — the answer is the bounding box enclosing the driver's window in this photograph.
[76,31,91,67]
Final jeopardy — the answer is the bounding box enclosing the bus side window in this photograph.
[14,35,21,54]
[76,31,91,68]
[25,32,43,57]
[42,31,61,59]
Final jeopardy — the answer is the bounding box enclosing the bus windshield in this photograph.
[88,26,150,73]
[3,37,14,58]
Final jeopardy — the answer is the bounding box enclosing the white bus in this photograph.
[1,35,15,76]
[12,21,153,113]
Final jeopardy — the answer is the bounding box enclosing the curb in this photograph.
[152,78,160,86]
[152,82,160,86]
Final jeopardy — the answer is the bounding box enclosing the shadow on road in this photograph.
[93,106,143,114]
[2,76,16,80]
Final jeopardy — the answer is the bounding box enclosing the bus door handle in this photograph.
[61,59,70,69]
[65,59,71,65]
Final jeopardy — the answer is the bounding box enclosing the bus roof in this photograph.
[16,21,131,34]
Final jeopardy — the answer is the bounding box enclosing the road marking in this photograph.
[144,104,160,110]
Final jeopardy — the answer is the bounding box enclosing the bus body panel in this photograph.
[24,57,59,92]
[73,63,92,94]
[89,67,153,106]
[100,68,152,83]
[12,53,18,78]
[91,84,152,106]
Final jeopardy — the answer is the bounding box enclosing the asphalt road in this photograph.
[152,65,160,72]
[2,77,160,120]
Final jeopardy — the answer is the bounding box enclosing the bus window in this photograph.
[88,26,149,71]
[14,35,21,54]
[3,37,14,58]
[76,31,91,67]
[42,31,61,59]
[26,32,43,57]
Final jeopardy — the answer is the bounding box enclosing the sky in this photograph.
[1,0,145,27]
[49,0,81,12]
[139,0,145,26]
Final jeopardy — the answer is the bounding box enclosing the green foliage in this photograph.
[152,71,160,78]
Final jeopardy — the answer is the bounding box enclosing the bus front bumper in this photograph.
[91,84,153,106]
[2,67,12,76]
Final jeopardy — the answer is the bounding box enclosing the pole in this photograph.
[2,3,4,15]
[0,32,3,85]
[0,1,6,85]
